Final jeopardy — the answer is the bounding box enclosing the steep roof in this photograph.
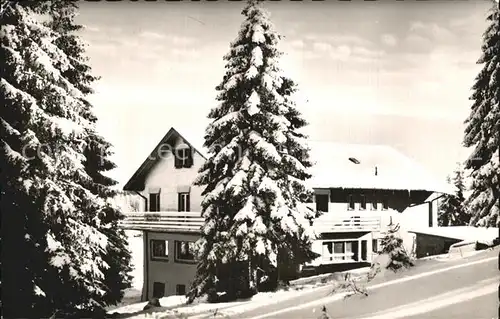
[123,127,208,191]
[123,129,452,194]
[307,141,453,194]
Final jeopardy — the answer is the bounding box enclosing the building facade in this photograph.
[121,127,450,301]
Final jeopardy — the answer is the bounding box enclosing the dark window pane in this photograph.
[315,194,329,212]
[176,284,186,296]
[149,193,159,212]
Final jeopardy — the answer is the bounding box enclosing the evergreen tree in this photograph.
[438,164,470,226]
[463,0,500,228]
[187,0,319,303]
[1,1,130,317]
[47,1,133,306]
[379,223,414,271]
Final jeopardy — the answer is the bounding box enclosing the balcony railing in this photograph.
[313,213,381,232]
[120,211,381,233]
[119,212,204,233]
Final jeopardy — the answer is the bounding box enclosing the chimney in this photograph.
[375,166,378,176]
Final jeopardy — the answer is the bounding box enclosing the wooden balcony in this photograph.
[120,211,382,234]
[119,211,204,233]
[313,213,382,233]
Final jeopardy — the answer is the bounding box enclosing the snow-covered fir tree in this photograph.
[438,163,470,226]
[1,1,131,317]
[463,0,500,228]
[187,0,319,303]
[379,223,414,271]
[47,1,133,306]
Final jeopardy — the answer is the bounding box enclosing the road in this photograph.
[238,248,499,319]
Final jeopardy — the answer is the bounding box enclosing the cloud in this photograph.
[83,25,100,32]
[408,21,457,44]
[310,41,383,63]
[305,33,372,47]
[381,34,397,47]
[138,31,196,46]
[312,41,332,52]
[139,31,166,40]
[171,48,201,59]
[401,34,433,53]
[289,39,305,49]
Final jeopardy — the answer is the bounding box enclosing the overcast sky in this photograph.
[76,0,492,187]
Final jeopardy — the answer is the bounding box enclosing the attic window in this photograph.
[348,157,360,164]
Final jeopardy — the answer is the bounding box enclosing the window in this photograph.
[149,193,160,212]
[174,147,193,169]
[360,195,366,210]
[153,282,165,298]
[322,241,357,262]
[151,240,169,261]
[315,194,329,212]
[176,284,186,296]
[347,195,355,210]
[361,240,367,261]
[371,200,378,211]
[175,241,196,263]
[333,242,344,254]
[372,239,379,253]
[382,197,389,210]
[178,192,190,212]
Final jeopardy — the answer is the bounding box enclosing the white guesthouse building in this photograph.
[120,127,452,301]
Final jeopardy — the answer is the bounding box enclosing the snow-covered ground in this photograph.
[127,230,144,291]
[115,229,497,318]
[111,236,371,319]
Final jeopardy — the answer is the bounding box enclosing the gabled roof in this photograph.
[123,129,452,194]
[306,141,453,194]
[123,127,208,191]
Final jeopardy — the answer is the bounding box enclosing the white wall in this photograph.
[141,136,205,212]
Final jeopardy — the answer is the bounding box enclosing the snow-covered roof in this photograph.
[124,129,452,194]
[174,127,209,159]
[306,141,453,194]
[123,127,207,191]
[407,226,499,242]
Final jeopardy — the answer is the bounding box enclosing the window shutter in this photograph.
[178,193,182,212]
[185,148,193,168]
[186,193,190,212]
[174,150,181,168]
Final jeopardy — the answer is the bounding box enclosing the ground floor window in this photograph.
[174,240,196,263]
[151,239,169,261]
[176,284,186,296]
[153,282,165,298]
[322,241,358,262]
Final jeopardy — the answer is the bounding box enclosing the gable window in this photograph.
[315,194,329,212]
[360,195,366,210]
[149,193,160,212]
[178,192,190,212]
[347,195,355,211]
[371,200,378,211]
[175,241,196,263]
[151,239,169,261]
[382,197,389,210]
[174,147,193,169]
